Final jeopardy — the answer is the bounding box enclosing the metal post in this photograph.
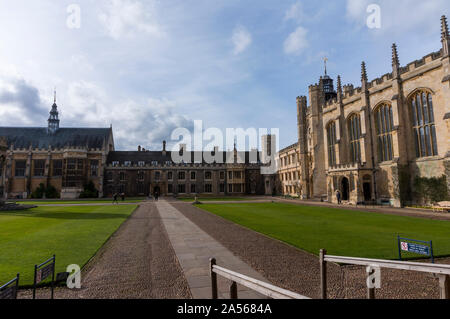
[51,255,55,300]
[439,275,450,299]
[33,264,37,300]
[319,249,327,299]
[15,274,19,300]
[430,241,434,264]
[367,268,376,299]
[397,236,402,261]
[230,281,238,299]
[210,258,218,299]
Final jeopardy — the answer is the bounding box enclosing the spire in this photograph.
[361,61,368,83]
[48,91,60,135]
[442,15,449,41]
[337,75,342,93]
[337,75,343,101]
[392,43,399,68]
[323,57,328,76]
[442,15,450,57]
[392,43,400,78]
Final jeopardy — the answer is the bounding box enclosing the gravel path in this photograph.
[19,202,191,299]
[173,202,445,299]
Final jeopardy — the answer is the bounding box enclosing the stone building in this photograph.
[279,15,450,207]
[277,142,301,197]
[103,144,267,197]
[0,97,114,199]
[0,98,271,199]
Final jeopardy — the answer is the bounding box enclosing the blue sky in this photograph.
[0,0,448,150]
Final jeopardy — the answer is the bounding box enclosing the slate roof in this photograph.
[107,150,261,165]
[0,127,112,150]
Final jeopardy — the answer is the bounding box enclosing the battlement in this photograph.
[328,48,443,104]
[399,50,443,75]
[8,145,103,153]
[325,97,338,108]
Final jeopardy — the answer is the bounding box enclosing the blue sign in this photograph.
[398,236,434,263]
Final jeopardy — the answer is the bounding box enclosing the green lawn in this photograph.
[0,205,137,286]
[14,199,143,205]
[197,203,450,260]
[179,197,251,202]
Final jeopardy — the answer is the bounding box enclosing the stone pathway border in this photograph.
[156,200,268,299]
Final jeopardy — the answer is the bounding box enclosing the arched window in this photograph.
[410,91,438,158]
[348,114,362,163]
[326,121,337,166]
[374,103,394,162]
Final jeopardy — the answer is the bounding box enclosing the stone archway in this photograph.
[363,175,372,202]
[341,177,350,201]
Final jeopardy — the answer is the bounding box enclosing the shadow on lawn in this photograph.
[0,211,130,220]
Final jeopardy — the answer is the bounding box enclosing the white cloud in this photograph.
[284,1,304,23]
[284,26,309,55]
[232,25,252,55]
[0,72,47,126]
[65,80,193,150]
[99,0,164,39]
[345,0,448,34]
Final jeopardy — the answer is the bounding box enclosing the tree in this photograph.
[79,181,99,198]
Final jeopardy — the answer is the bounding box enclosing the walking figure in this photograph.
[336,190,342,205]
[154,192,159,202]
[113,193,118,205]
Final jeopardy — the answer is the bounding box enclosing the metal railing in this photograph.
[319,249,450,299]
[210,258,310,300]
[0,274,20,300]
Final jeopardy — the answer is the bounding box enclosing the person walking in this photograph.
[113,193,118,205]
[154,191,159,202]
[336,190,342,205]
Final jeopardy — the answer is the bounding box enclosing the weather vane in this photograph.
[323,57,328,75]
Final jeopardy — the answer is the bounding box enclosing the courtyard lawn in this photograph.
[14,199,144,206]
[0,205,137,286]
[197,203,450,260]
[179,197,252,202]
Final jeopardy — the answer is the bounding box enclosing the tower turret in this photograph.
[361,61,368,91]
[442,15,449,57]
[320,57,337,102]
[47,90,60,135]
[336,75,343,102]
[392,43,400,78]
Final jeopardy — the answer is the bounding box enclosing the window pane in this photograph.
[378,137,383,161]
[428,94,435,122]
[416,94,423,125]
[381,107,386,134]
[431,125,438,155]
[389,106,394,131]
[411,100,417,126]
[387,134,393,160]
[413,128,420,157]
[422,93,429,124]
[419,127,426,157]
[424,126,431,156]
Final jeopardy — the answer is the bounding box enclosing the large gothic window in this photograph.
[375,103,394,162]
[348,114,362,163]
[326,121,337,167]
[410,91,438,158]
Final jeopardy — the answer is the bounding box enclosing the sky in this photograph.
[0,0,448,151]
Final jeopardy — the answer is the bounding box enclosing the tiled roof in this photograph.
[0,127,112,150]
[107,150,261,165]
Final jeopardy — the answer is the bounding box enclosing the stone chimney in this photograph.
[162,141,167,155]
[138,145,142,152]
